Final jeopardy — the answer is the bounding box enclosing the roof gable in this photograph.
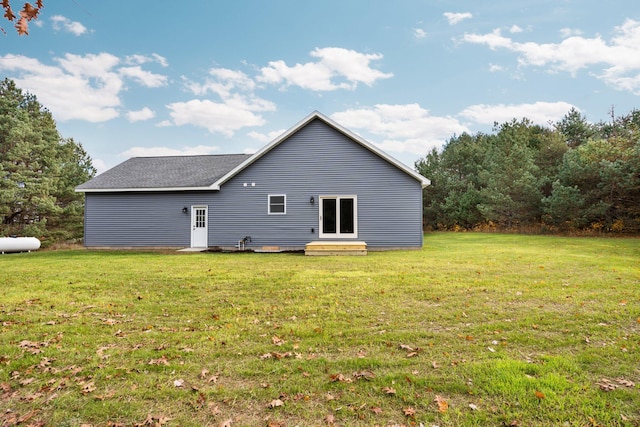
[213,111,430,189]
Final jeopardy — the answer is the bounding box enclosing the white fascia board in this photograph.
[75,186,218,193]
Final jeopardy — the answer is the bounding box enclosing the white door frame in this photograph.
[318,195,358,238]
[190,205,208,248]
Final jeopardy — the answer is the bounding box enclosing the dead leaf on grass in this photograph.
[329,373,351,383]
[95,390,116,401]
[403,406,416,417]
[80,381,96,395]
[199,368,209,379]
[267,398,284,409]
[616,378,635,387]
[381,386,396,395]
[435,395,449,413]
[271,336,285,346]
[371,406,383,414]
[353,370,375,381]
[148,356,169,366]
[134,414,171,426]
[324,414,336,425]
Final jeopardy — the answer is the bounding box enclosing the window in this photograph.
[268,194,286,214]
[319,196,357,238]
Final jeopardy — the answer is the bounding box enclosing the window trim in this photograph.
[318,195,358,238]
[268,194,286,215]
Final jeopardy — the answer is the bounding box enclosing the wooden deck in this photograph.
[304,241,367,256]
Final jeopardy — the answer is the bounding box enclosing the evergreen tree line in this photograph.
[415,108,640,233]
[0,78,96,244]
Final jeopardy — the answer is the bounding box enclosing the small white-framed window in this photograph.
[268,194,286,215]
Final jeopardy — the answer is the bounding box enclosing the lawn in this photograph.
[1,233,639,427]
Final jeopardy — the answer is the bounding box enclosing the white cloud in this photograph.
[257,47,393,91]
[185,68,256,97]
[119,66,168,87]
[125,54,168,67]
[462,19,640,94]
[560,27,583,38]
[0,53,121,122]
[247,129,286,143]
[171,67,275,136]
[332,104,468,156]
[0,52,172,122]
[120,145,220,158]
[50,15,88,36]
[444,12,472,25]
[91,158,108,175]
[489,63,505,72]
[126,107,155,122]
[414,28,427,39]
[166,100,270,137]
[458,101,576,125]
[509,25,523,34]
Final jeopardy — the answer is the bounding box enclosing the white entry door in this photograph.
[190,205,208,248]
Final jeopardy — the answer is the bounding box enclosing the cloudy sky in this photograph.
[2,1,639,173]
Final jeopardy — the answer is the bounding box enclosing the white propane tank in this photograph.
[0,237,41,254]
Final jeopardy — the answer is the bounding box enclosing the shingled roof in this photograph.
[76,154,251,192]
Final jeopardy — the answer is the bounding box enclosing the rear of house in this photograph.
[76,112,430,250]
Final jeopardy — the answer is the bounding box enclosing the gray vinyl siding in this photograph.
[83,118,424,249]
[84,192,211,247]
[210,118,423,249]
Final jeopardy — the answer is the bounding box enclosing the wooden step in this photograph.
[305,241,367,256]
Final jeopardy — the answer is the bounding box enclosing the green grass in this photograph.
[1,233,639,426]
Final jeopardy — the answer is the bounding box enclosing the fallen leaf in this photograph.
[267,398,284,408]
[271,336,285,346]
[134,414,171,426]
[381,386,396,395]
[435,395,448,413]
[95,390,116,401]
[324,414,335,425]
[469,403,479,411]
[371,406,383,414]
[403,406,416,417]
[330,373,349,383]
[173,379,184,388]
[534,390,546,400]
[616,378,635,387]
[219,419,232,427]
[353,370,375,380]
[81,381,96,394]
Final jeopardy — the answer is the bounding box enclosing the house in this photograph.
[76,111,430,251]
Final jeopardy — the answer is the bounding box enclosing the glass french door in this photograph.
[319,196,357,238]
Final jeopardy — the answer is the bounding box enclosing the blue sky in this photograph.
[2,0,639,173]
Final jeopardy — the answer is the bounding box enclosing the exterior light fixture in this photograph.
[182,207,188,214]
[310,196,315,204]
